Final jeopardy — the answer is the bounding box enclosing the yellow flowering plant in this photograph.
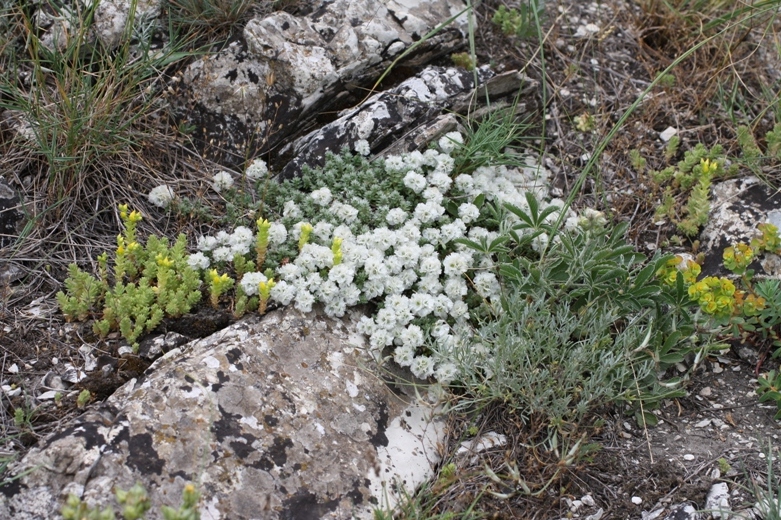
[58,205,203,350]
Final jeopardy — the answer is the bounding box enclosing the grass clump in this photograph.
[0,0,191,211]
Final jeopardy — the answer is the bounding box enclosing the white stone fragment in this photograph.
[631,496,642,505]
[683,454,696,461]
[706,482,731,518]
[7,364,18,374]
[659,127,678,142]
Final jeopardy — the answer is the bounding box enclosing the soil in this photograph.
[1,0,780,518]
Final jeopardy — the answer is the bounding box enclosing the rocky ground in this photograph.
[1,0,781,518]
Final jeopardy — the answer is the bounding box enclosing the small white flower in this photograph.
[421,186,444,204]
[393,345,416,367]
[458,203,480,224]
[310,187,333,206]
[417,274,443,295]
[283,200,302,219]
[418,255,442,276]
[357,316,376,335]
[362,278,386,300]
[375,308,397,330]
[186,252,210,270]
[270,280,296,305]
[215,231,232,245]
[332,202,359,223]
[313,221,333,242]
[438,131,463,154]
[385,208,408,226]
[409,292,433,317]
[444,276,467,300]
[324,298,347,317]
[473,271,501,298]
[277,263,301,281]
[384,277,406,295]
[422,227,441,244]
[399,324,424,348]
[434,362,459,383]
[370,329,393,349]
[294,289,315,313]
[230,226,254,251]
[268,222,288,245]
[384,155,405,172]
[414,201,445,224]
[449,300,469,320]
[440,219,466,244]
[212,246,233,263]
[410,355,435,379]
[197,236,218,252]
[148,185,175,208]
[354,139,371,156]
[328,263,355,286]
[443,252,470,276]
[240,271,268,296]
[434,154,455,175]
[245,158,268,180]
[403,171,427,193]
[427,172,452,192]
[454,174,475,193]
[212,171,234,193]
[342,284,361,306]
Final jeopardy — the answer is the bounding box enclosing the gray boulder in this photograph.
[278,67,532,179]
[0,306,445,519]
[177,0,470,166]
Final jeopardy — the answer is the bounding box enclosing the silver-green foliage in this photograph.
[448,196,703,436]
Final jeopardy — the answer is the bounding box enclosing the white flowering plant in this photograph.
[187,135,584,380]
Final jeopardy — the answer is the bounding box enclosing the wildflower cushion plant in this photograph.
[189,137,576,381]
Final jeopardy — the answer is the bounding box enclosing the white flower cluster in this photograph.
[148,185,175,208]
[184,134,587,384]
[212,171,234,193]
[245,158,268,181]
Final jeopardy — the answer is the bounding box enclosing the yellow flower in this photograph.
[156,254,174,268]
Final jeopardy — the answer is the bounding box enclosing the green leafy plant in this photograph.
[652,144,736,236]
[447,194,700,448]
[450,52,475,71]
[757,370,781,421]
[57,205,202,349]
[492,2,544,39]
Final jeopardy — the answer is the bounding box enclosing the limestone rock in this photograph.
[0,306,445,519]
[699,176,781,275]
[278,67,533,179]
[178,0,469,167]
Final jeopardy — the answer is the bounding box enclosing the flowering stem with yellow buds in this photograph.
[298,223,313,251]
[331,237,343,266]
[256,218,271,268]
[208,269,234,308]
[258,279,276,315]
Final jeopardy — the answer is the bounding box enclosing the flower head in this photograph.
[212,171,234,193]
[148,185,175,208]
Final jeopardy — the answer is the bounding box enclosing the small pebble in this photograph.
[631,496,642,505]
[659,127,677,141]
[683,454,695,461]
[699,387,712,397]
